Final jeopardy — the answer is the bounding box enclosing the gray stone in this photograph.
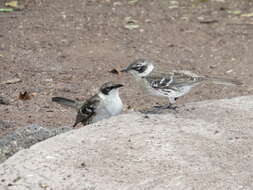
[0,125,71,163]
[0,96,10,105]
[0,120,11,133]
[0,96,252,190]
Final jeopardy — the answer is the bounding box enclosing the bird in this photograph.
[121,59,242,109]
[52,82,124,127]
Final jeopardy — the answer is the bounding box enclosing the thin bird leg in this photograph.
[153,97,178,110]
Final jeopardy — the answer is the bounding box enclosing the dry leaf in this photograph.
[109,68,121,75]
[0,8,14,12]
[31,92,37,97]
[227,10,241,15]
[241,13,253,17]
[124,104,132,111]
[199,20,218,24]
[128,0,139,5]
[124,17,139,30]
[1,78,21,85]
[5,1,18,8]
[18,91,32,100]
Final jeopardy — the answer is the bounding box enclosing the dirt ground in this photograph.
[0,0,253,135]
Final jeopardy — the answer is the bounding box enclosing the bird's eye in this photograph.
[101,86,113,95]
[133,65,146,73]
[106,87,112,91]
[133,65,141,70]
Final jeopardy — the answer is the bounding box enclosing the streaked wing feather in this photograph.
[76,95,100,125]
[146,71,205,90]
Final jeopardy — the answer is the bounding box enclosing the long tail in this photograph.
[52,97,78,109]
[205,76,242,86]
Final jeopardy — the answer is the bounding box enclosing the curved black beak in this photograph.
[112,84,124,89]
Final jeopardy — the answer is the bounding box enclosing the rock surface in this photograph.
[0,96,253,190]
[0,125,71,163]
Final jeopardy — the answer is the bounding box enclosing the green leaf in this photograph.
[124,17,140,30]
[0,8,14,12]
[227,10,241,15]
[241,12,253,17]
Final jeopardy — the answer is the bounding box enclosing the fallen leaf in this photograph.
[1,78,21,85]
[5,1,18,8]
[0,8,14,12]
[226,69,233,73]
[124,17,139,30]
[18,91,34,100]
[126,105,132,110]
[128,0,139,5]
[31,92,37,97]
[227,10,241,15]
[168,5,179,9]
[12,176,21,183]
[219,7,227,11]
[199,20,218,24]
[109,68,121,75]
[0,54,3,57]
[124,104,132,111]
[241,12,253,17]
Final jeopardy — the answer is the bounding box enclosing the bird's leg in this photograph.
[72,122,78,128]
[167,97,178,110]
[153,98,178,111]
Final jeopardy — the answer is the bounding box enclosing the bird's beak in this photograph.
[113,84,124,89]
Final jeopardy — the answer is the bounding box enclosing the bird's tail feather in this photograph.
[205,77,242,86]
[52,97,78,109]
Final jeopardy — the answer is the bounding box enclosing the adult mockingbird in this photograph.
[52,82,124,127]
[121,59,242,109]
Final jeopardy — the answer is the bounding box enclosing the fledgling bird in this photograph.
[121,59,242,109]
[52,82,124,127]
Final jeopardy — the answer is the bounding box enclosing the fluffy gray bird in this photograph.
[52,82,124,127]
[121,59,242,109]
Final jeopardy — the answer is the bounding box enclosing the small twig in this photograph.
[199,20,219,24]
[0,78,21,85]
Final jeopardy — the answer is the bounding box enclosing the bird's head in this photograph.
[100,82,124,96]
[121,59,154,77]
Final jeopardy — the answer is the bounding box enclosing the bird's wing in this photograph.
[146,71,205,90]
[73,95,100,127]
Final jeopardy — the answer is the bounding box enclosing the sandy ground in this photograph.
[0,0,253,135]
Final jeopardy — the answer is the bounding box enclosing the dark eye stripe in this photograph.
[101,87,113,95]
[134,65,147,73]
